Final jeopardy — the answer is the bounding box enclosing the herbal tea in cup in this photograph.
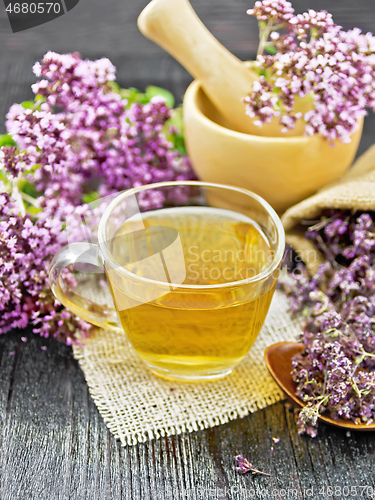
[49,182,285,382]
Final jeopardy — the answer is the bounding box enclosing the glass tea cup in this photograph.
[49,181,285,382]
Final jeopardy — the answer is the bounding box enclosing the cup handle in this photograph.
[49,242,121,332]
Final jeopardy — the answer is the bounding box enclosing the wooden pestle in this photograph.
[138,0,307,137]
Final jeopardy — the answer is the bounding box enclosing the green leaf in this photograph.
[169,107,184,130]
[116,87,150,106]
[19,179,40,198]
[82,191,100,204]
[107,81,122,93]
[27,205,42,216]
[265,45,277,55]
[21,101,35,110]
[164,108,187,155]
[110,84,175,108]
[0,134,16,147]
[355,354,366,365]
[145,86,175,108]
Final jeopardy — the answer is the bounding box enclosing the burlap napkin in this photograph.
[282,144,375,273]
[73,290,301,446]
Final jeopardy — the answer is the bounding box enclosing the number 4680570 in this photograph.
[6,3,61,14]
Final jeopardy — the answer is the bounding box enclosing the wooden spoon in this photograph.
[138,0,308,137]
[265,341,375,431]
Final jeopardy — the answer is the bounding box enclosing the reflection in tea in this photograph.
[108,207,275,381]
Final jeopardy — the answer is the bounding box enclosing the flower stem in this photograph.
[257,23,272,57]
[21,191,39,206]
[252,468,272,477]
[12,179,26,217]
[359,350,375,359]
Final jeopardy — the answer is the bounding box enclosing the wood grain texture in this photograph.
[0,328,374,499]
[1,0,375,57]
[1,1,375,498]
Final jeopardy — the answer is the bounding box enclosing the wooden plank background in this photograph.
[1,0,375,57]
[1,328,375,500]
[0,1,375,499]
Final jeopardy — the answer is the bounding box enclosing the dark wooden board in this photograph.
[1,1,375,498]
[1,0,375,58]
[0,330,375,500]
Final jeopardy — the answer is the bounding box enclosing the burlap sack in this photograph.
[282,144,375,273]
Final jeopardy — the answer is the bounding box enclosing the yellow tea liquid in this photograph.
[108,207,275,381]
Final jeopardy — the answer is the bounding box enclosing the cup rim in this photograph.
[98,180,285,290]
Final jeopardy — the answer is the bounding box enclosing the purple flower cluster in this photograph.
[5,52,193,209]
[246,1,375,143]
[247,0,294,25]
[281,211,375,436]
[0,52,194,344]
[98,98,191,203]
[0,192,91,343]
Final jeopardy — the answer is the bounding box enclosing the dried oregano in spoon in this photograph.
[281,210,375,436]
